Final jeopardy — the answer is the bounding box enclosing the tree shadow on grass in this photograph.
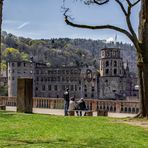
[0,111,16,119]
[1,138,88,148]
[1,136,143,148]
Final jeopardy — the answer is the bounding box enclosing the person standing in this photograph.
[63,88,69,116]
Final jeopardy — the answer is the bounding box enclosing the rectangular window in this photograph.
[12,63,15,67]
[62,77,65,81]
[62,85,65,91]
[48,77,51,81]
[75,85,77,91]
[48,70,51,74]
[114,69,117,75]
[48,85,51,91]
[58,76,60,81]
[92,86,95,92]
[66,70,69,74]
[17,62,21,67]
[71,85,73,91]
[62,70,65,74]
[106,61,109,67]
[53,70,57,74]
[36,77,39,81]
[70,70,73,74]
[58,70,61,74]
[54,85,57,91]
[91,94,94,98]
[105,69,109,75]
[42,85,45,91]
[44,77,47,81]
[36,70,39,74]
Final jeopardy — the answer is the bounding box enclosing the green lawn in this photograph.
[0,111,148,148]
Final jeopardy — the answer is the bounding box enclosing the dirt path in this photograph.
[125,121,148,128]
[112,118,148,129]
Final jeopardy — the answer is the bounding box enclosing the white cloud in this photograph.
[106,37,114,43]
[3,20,19,24]
[17,22,30,29]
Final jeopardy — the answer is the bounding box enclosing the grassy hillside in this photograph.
[0,111,148,148]
[1,31,137,73]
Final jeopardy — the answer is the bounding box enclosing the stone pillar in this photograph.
[116,101,121,113]
[92,101,97,111]
[17,78,33,113]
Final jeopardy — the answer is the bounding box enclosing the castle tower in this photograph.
[99,48,125,99]
[8,61,34,97]
[99,48,123,77]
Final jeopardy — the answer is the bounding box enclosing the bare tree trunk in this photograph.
[142,63,148,117]
[138,0,148,117]
[0,0,3,76]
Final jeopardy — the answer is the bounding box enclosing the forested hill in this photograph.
[1,31,137,73]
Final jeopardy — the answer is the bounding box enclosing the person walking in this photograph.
[63,88,69,116]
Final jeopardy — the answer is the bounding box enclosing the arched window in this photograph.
[114,61,117,67]
[106,61,109,67]
[128,108,131,113]
[125,107,127,112]
[110,106,113,112]
[132,108,135,113]
[105,69,109,75]
[114,69,117,75]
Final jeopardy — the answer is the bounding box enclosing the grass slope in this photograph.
[0,111,148,148]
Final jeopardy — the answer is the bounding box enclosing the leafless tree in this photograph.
[64,0,148,117]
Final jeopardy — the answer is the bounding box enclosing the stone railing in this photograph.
[33,97,63,109]
[0,96,140,114]
[0,96,8,105]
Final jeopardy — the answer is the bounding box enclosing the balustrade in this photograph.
[0,96,140,114]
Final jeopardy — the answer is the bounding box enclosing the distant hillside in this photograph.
[1,31,137,73]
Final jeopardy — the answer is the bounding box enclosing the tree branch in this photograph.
[132,0,141,7]
[84,0,109,5]
[114,0,141,53]
[125,1,141,52]
[126,0,132,6]
[115,0,127,16]
[63,0,142,53]
[64,14,135,43]
[126,0,140,7]
[93,0,109,5]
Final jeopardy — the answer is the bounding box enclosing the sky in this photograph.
[2,0,140,43]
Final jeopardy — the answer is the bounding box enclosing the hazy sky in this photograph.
[2,0,140,43]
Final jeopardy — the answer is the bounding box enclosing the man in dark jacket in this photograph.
[63,88,69,116]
